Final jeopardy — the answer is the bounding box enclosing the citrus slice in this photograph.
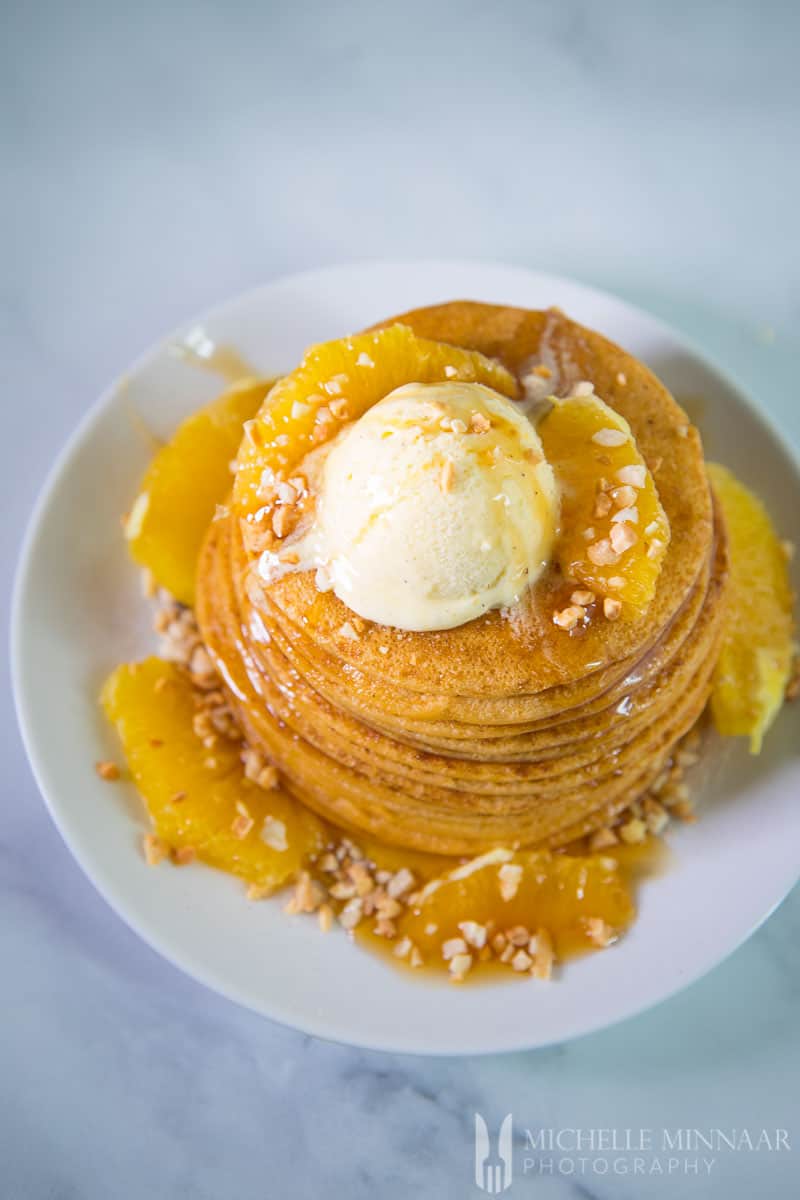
[124,378,273,604]
[232,324,518,519]
[708,462,795,752]
[355,847,635,972]
[538,391,670,612]
[101,658,327,891]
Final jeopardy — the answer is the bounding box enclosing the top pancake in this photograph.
[257,302,713,708]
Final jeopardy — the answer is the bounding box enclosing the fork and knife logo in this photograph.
[475,1113,513,1193]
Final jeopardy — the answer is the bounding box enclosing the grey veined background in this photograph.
[2,2,799,1198]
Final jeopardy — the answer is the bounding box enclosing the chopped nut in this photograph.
[585,917,614,947]
[533,928,555,980]
[603,596,622,621]
[458,920,487,949]
[607,575,626,590]
[257,765,279,790]
[232,812,254,839]
[498,862,523,901]
[95,760,120,782]
[615,464,646,488]
[293,872,326,913]
[247,882,272,901]
[338,897,364,930]
[143,833,169,865]
[318,904,334,932]
[643,798,669,835]
[329,397,350,420]
[449,952,473,981]
[409,946,424,969]
[261,815,288,852]
[619,817,647,845]
[508,925,531,947]
[386,867,415,899]
[442,936,468,960]
[388,936,411,960]
[591,428,627,447]
[612,485,638,509]
[373,917,397,939]
[172,845,196,866]
[339,621,359,640]
[470,411,492,433]
[490,932,508,954]
[609,522,638,554]
[276,481,298,505]
[647,537,666,560]
[570,589,596,606]
[593,491,613,518]
[587,537,620,566]
[345,861,372,893]
[553,605,584,630]
[271,506,292,538]
[329,880,356,900]
[511,949,533,972]
[588,827,619,851]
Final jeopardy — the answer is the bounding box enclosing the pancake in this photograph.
[196,302,728,854]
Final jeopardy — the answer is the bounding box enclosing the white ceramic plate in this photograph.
[12,261,800,1055]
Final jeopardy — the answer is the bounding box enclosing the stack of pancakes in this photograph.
[197,303,728,855]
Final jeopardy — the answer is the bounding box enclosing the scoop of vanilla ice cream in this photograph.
[311,381,558,631]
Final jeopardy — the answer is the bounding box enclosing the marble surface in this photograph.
[2,1,799,1196]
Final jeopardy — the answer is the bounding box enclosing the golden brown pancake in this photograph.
[196,302,728,854]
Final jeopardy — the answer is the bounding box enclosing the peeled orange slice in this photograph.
[101,658,328,891]
[125,378,273,604]
[233,325,518,517]
[356,848,635,969]
[708,463,795,753]
[538,391,670,612]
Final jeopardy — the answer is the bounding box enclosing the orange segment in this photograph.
[538,392,670,611]
[125,378,273,605]
[101,658,328,891]
[232,324,518,518]
[356,848,635,970]
[708,463,795,753]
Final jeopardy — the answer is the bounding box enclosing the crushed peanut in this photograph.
[143,833,169,865]
[603,597,622,621]
[498,862,523,901]
[95,760,120,781]
[592,428,627,447]
[553,605,584,631]
[172,845,196,866]
[587,538,620,566]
